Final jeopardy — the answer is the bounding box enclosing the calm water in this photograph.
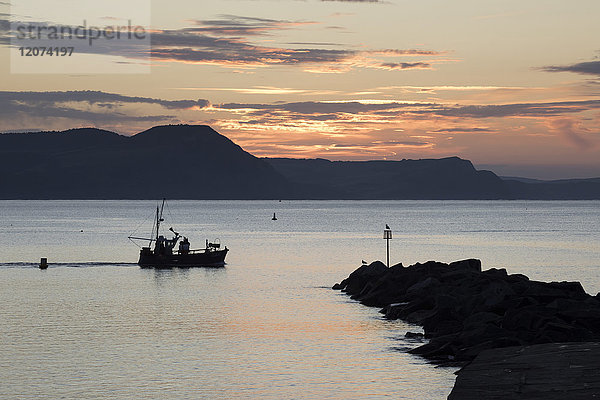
[1,201,599,399]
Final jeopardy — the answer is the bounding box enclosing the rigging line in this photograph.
[128,237,142,248]
[129,206,158,249]
[129,209,155,238]
[165,199,176,229]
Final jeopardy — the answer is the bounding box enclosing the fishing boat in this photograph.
[128,199,228,267]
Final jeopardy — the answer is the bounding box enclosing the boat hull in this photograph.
[138,248,228,268]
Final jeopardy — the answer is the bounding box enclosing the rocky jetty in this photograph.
[333,259,600,364]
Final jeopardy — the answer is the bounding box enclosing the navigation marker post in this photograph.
[383,224,392,267]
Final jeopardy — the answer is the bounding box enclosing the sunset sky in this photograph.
[1,0,599,178]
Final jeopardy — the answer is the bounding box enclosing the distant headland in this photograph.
[1,124,599,200]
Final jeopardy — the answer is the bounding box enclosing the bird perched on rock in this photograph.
[362,260,367,265]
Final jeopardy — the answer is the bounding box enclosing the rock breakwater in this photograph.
[333,259,600,364]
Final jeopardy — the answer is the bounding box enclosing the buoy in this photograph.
[272,213,277,221]
[39,258,48,269]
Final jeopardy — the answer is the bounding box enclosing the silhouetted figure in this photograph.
[155,235,166,255]
[179,237,190,254]
[272,213,277,220]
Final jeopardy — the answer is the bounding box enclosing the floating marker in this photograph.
[39,258,48,270]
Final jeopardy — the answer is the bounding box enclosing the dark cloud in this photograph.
[188,15,315,36]
[431,100,600,118]
[287,42,345,46]
[541,61,600,76]
[151,44,352,65]
[329,143,367,148]
[1,102,173,123]
[0,90,208,124]
[0,90,209,110]
[328,142,429,149]
[219,101,416,114]
[4,90,600,138]
[378,62,430,70]
[367,49,441,56]
[371,140,430,146]
[144,16,442,68]
[215,99,600,121]
[151,17,439,68]
[150,27,439,68]
[431,128,494,133]
[1,18,149,57]
[1,16,443,71]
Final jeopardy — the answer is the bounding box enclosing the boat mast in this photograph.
[156,198,166,242]
[128,199,167,248]
[154,206,159,243]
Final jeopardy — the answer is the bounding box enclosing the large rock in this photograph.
[334,259,600,364]
[332,260,388,295]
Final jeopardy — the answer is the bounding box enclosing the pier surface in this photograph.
[449,342,600,399]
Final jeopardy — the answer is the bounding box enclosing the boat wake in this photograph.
[0,262,138,269]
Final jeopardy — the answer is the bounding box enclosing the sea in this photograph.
[1,200,599,399]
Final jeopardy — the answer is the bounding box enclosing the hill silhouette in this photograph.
[0,125,598,199]
[0,125,290,199]
[266,157,507,199]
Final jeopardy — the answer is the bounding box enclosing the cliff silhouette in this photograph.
[266,157,506,199]
[1,124,598,199]
[0,125,290,199]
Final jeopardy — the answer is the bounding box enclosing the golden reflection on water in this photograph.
[0,265,455,399]
[1,200,599,398]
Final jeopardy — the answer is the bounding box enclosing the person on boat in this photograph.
[179,237,190,254]
[163,233,179,255]
[155,235,166,255]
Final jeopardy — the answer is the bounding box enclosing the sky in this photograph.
[1,0,600,179]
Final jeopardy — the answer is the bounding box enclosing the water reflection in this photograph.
[0,201,598,399]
